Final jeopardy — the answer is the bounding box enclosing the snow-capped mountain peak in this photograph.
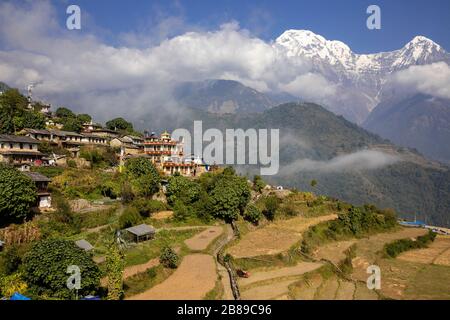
[276,29,448,75]
[276,29,353,66]
[274,29,449,123]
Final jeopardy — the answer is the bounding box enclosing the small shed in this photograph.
[75,239,94,251]
[125,224,156,243]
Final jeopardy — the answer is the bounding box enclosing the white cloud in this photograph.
[391,62,450,99]
[280,150,400,175]
[280,72,337,101]
[0,1,320,124]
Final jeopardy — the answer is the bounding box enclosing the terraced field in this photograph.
[227,214,337,258]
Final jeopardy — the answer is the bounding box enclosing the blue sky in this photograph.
[52,0,450,53]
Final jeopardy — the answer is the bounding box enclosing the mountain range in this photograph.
[173,30,450,164]
[143,102,450,227]
[275,30,450,124]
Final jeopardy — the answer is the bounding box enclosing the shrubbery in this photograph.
[159,246,179,269]
[262,196,280,221]
[243,204,262,224]
[384,230,436,258]
[119,207,142,229]
[22,239,101,299]
[301,205,398,254]
[132,199,166,217]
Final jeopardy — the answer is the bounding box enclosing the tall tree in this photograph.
[106,117,133,132]
[0,164,36,223]
[106,243,125,300]
[0,89,28,133]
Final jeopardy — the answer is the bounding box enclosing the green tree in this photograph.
[0,89,36,134]
[310,179,318,188]
[125,157,160,197]
[253,175,266,193]
[77,114,92,124]
[62,116,83,133]
[243,204,262,224]
[166,175,201,205]
[0,164,36,223]
[13,110,46,131]
[106,244,125,300]
[159,246,179,269]
[173,200,190,221]
[55,107,75,119]
[105,117,133,132]
[207,175,251,222]
[22,239,101,299]
[119,207,142,229]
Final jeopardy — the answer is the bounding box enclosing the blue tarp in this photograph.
[81,295,100,300]
[10,292,31,300]
[399,220,426,227]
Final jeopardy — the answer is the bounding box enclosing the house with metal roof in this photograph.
[23,171,52,209]
[0,134,43,170]
[125,224,156,243]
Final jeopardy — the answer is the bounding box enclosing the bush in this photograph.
[263,196,280,221]
[243,204,262,224]
[159,246,179,269]
[120,181,135,204]
[52,192,81,233]
[253,175,266,193]
[147,266,157,279]
[22,239,101,299]
[1,245,22,275]
[0,273,28,298]
[132,199,166,217]
[67,159,77,168]
[384,230,437,258]
[173,200,190,221]
[119,207,142,229]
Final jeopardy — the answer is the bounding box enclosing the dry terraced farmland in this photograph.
[227,214,337,258]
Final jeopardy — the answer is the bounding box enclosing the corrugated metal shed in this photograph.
[125,224,156,237]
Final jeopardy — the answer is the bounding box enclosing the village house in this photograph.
[23,171,52,209]
[141,131,209,177]
[123,135,144,147]
[82,120,103,132]
[0,134,43,170]
[22,128,109,157]
[110,136,142,155]
[80,133,108,145]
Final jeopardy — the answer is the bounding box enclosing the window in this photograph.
[29,144,33,150]
[20,143,23,149]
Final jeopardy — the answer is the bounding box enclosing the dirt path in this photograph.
[215,224,235,300]
[123,258,159,279]
[238,262,322,287]
[228,214,337,258]
[184,226,224,251]
[128,254,217,300]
